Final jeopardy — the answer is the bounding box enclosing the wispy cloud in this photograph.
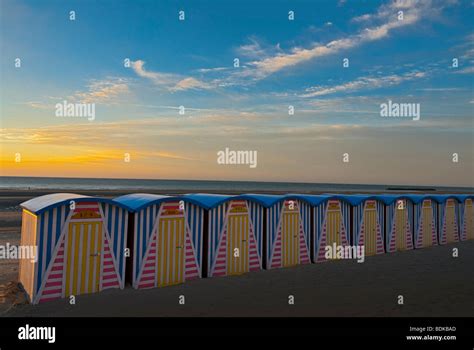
[454,66,474,74]
[72,78,130,104]
[25,77,131,109]
[300,70,427,97]
[238,0,452,80]
[131,60,215,92]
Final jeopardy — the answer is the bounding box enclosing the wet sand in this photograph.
[1,189,473,317]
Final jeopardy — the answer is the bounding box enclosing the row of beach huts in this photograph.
[18,192,473,304]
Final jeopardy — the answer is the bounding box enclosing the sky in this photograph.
[0,0,473,187]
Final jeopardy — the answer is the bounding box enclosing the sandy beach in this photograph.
[1,189,473,317]
[4,241,474,317]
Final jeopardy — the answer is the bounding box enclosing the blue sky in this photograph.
[1,0,473,186]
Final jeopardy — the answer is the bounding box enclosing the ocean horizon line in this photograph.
[0,176,472,193]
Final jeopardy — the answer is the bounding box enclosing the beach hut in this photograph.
[182,193,267,278]
[311,195,352,262]
[114,193,204,289]
[458,195,474,240]
[258,194,312,269]
[433,195,460,245]
[19,193,128,304]
[380,195,414,253]
[409,195,438,248]
[350,195,385,256]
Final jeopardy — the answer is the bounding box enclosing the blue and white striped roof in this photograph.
[180,193,233,209]
[23,192,473,214]
[235,194,284,207]
[21,193,123,215]
[113,193,177,212]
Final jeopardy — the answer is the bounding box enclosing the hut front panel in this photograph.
[268,200,310,269]
[156,215,185,287]
[64,221,102,296]
[440,199,459,244]
[35,201,121,302]
[226,201,249,275]
[281,201,299,267]
[353,200,384,256]
[210,201,261,277]
[135,201,199,288]
[316,200,350,262]
[19,210,38,302]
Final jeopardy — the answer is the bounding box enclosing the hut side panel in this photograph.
[19,210,38,302]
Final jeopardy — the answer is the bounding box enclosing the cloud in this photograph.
[25,101,52,109]
[169,77,213,92]
[300,71,427,97]
[236,37,282,60]
[24,78,131,109]
[72,78,130,104]
[240,0,452,79]
[131,60,179,86]
[453,66,474,74]
[131,60,214,92]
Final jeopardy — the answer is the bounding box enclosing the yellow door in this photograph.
[157,217,185,287]
[227,215,249,275]
[421,201,434,247]
[445,200,456,243]
[65,221,102,296]
[395,203,407,251]
[363,202,377,256]
[282,212,299,267]
[467,200,474,240]
[327,202,342,248]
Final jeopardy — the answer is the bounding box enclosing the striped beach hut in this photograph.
[114,193,203,289]
[350,195,385,256]
[456,195,474,241]
[379,195,414,253]
[182,194,266,278]
[409,195,438,249]
[313,195,352,262]
[261,194,312,269]
[433,195,461,245]
[19,193,128,304]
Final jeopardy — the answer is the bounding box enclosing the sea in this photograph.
[0,176,472,194]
